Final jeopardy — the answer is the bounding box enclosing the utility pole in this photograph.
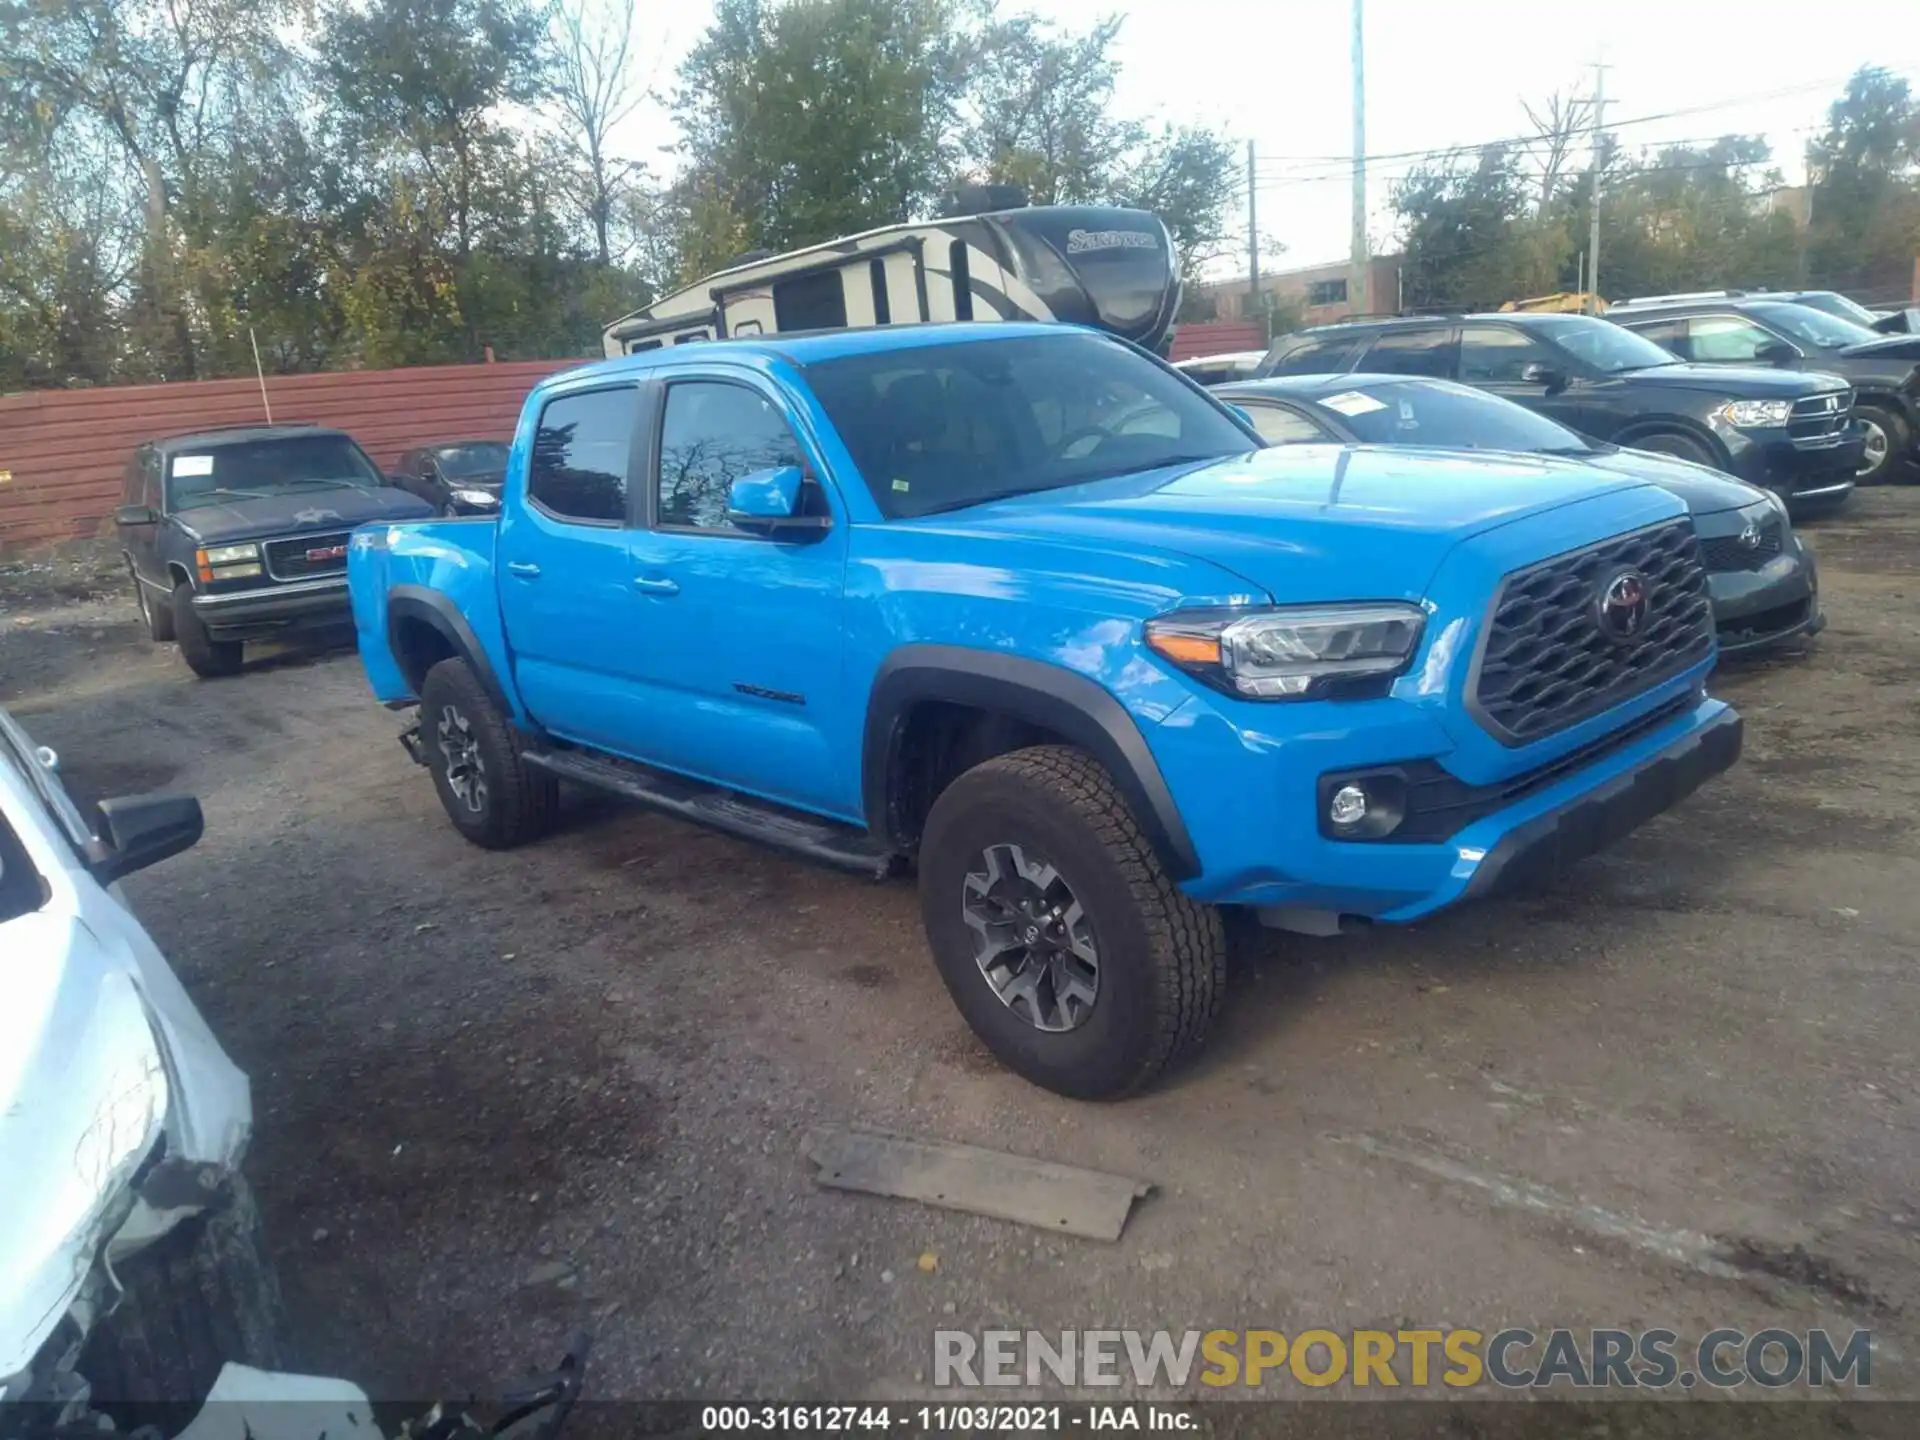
[1348,0,1367,318]
[1587,59,1607,314]
[1247,140,1260,324]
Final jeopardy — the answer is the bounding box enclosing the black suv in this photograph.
[1257,312,1863,515]
[115,424,433,677]
[1606,296,1920,485]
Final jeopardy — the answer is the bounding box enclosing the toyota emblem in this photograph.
[1737,520,1763,549]
[1596,569,1651,642]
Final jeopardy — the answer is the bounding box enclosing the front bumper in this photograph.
[1162,687,1739,923]
[1707,539,1823,656]
[1725,432,1860,513]
[191,576,351,640]
[1460,708,1742,902]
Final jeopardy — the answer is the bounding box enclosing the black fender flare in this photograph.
[1612,417,1730,466]
[387,585,512,715]
[862,645,1202,880]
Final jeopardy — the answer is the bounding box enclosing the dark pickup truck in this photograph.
[115,424,432,677]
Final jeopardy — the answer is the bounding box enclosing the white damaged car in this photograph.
[0,706,327,1435]
[1,706,588,1440]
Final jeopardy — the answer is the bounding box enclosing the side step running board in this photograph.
[522,746,895,880]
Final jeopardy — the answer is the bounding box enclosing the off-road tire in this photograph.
[419,656,557,849]
[171,582,243,678]
[132,562,175,642]
[1853,403,1909,486]
[918,744,1226,1099]
[77,1179,287,1424]
[1628,430,1718,468]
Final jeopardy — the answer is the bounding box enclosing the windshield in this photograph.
[168,435,383,509]
[802,333,1254,519]
[434,442,510,479]
[1528,316,1680,372]
[1751,301,1877,350]
[1792,291,1881,327]
[1311,379,1590,452]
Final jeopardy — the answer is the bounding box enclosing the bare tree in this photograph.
[549,0,650,265]
[1523,90,1595,210]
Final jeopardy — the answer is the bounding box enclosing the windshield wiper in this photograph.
[180,486,271,503]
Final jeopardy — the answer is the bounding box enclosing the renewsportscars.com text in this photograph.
[933,1327,1873,1391]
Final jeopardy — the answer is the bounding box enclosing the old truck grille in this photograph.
[264,531,352,581]
[1787,390,1852,447]
[1698,513,1784,572]
[1472,519,1713,746]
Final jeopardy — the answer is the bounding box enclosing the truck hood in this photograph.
[1614,362,1838,396]
[916,444,1669,603]
[1840,333,1920,362]
[175,485,433,544]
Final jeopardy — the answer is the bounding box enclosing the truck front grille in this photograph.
[265,531,353,581]
[1787,390,1852,447]
[1472,519,1713,746]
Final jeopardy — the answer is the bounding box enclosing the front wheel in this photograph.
[171,583,242,678]
[1853,404,1909,485]
[419,656,557,848]
[918,745,1226,1099]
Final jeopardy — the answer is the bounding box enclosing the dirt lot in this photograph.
[4,494,1918,1419]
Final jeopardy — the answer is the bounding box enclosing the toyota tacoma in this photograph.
[346,322,1743,1099]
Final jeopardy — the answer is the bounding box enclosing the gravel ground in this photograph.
[3,493,1918,1423]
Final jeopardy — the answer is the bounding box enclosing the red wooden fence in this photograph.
[0,358,579,553]
[1168,320,1267,362]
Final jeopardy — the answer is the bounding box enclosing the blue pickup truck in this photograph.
[347,322,1741,1098]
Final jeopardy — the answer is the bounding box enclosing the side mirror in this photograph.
[1756,340,1799,366]
[91,794,203,885]
[116,503,158,526]
[726,465,829,536]
[1520,362,1568,392]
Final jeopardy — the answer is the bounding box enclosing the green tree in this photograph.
[1807,67,1920,297]
[671,0,964,268]
[1393,145,1560,310]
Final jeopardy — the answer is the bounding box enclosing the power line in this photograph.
[1242,64,1920,172]
[1252,125,1825,180]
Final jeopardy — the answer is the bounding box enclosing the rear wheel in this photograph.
[1853,404,1908,485]
[171,582,243,678]
[1628,430,1719,468]
[918,745,1226,1099]
[78,1180,286,1422]
[419,656,557,848]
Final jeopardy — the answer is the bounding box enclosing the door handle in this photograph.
[506,561,541,578]
[632,575,680,596]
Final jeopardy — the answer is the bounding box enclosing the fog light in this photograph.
[1328,783,1369,828]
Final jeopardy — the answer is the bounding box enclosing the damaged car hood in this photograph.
[0,744,250,1385]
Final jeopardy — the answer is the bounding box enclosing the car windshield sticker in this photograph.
[172,454,215,477]
[1320,390,1388,417]
[1396,399,1418,430]
[892,478,910,491]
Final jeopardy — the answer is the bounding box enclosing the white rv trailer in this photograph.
[600,204,1182,358]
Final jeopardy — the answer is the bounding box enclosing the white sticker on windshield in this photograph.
[172,454,215,477]
[1319,391,1388,417]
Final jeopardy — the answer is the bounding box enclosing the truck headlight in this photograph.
[195,542,262,581]
[1717,399,1793,429]
[1146,603,1426,700]
[450,488,499,509]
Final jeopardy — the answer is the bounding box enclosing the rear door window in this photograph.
[528,387,638,524]
[1360,327,1456,377]
[1264,332,1366,376]
[1622,317,1690,358]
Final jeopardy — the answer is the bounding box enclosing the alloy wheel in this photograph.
[960,842,1099,1033]
[435,703,489,814]
[1858,418,1890,480]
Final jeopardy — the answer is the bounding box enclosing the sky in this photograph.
[612,0,1919,278]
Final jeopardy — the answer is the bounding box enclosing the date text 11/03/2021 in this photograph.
[700,1406,1192,1432]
